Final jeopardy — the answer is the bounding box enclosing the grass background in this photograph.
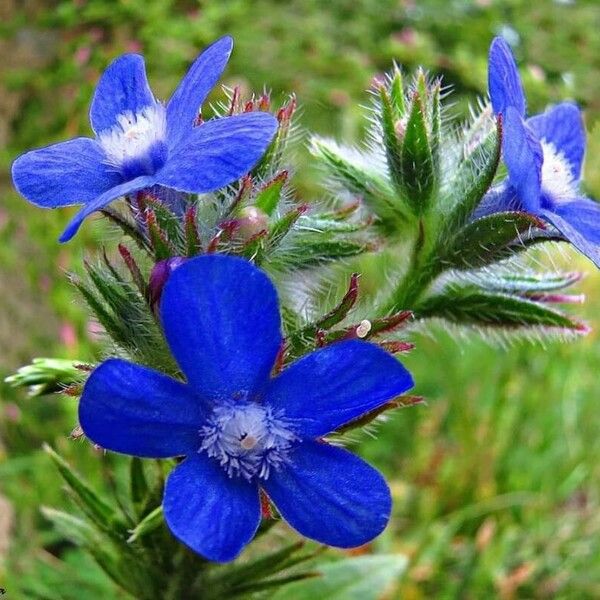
[1,0,600,597]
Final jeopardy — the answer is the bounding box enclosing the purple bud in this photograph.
[148,257,187,313]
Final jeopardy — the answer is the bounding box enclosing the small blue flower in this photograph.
[483,36,600,267]
[78,255,414,562]
[11,37,277,243]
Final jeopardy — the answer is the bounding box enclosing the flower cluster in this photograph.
[79,255,413,561]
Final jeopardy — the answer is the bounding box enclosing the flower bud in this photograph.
[235,206,269,241]
[148,257,187,313]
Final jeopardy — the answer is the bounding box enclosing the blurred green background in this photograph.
[2,0,600,597]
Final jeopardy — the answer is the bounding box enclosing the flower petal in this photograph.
[11,138,120,208]
[161,255,282,401]
[264,340,413,438]
[164,453,260,562]
[488,37,526,117]
[79,359,204,458]
[90,54,156,134]
[166,36,233,151]
[503,106,543,212]
[263,440,391,548]
[155,113,277,193]
[528,102,585,180]
[541,199,600,268]
[59,174,156,242]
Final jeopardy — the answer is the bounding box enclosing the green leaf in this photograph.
[127,506,163,543]
[417,284,586,331]
[443,211,546,270]
[217,542,306,590]
[41,508,150,598]
[129,457,148,515]
[399,92,436,214]
[475,271,583,293]
[44,445,129,540]
[269,554,408,600]
[41,507,103,547]
[297,215,367,234]
[309,137,401,225]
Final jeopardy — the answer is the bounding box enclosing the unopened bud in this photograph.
[148,257,187,313]
[235,207,269,241]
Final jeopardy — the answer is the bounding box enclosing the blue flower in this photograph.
[483,36,600,267]
[78,255,414,562]
[11,37,277,243]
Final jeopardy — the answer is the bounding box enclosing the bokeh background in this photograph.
[2,0,600,597]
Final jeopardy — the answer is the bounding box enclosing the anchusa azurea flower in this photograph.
[11,37,277,242]
[78,255,414,562]
[482,37,600,268]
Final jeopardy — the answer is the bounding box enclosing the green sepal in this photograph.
[184,206,203,256]
[389,65,405,116]
[101,207,153,255]
[255,171,288,216]
[443,211,546,270]
[145,209,176,261]
[336,394,424,434]
[417,283,587,331]
[400,92,436,215]
[430,82,442,172]
[442,119,502,234]
[266,207,306,251]
[44,445,130,540]
[272,236,371,269]
[118,243,147,297]
[252,96,296,179]
[378,84,404,196]
[287,274,360,357]
[142,196,182,249]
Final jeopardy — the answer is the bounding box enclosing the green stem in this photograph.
[381,219,443,315]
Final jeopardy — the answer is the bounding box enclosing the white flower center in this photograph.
[540,140,578,204]
[199,403,298,481]
[98,104,167,172]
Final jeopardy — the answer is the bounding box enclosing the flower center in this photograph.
[540,140,578,205]
[98,104,168,179]
[199,403,298,481]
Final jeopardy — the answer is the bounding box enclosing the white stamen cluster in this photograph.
[98,104,167,169]
[199,403,298,481]
[540,140,578,204]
